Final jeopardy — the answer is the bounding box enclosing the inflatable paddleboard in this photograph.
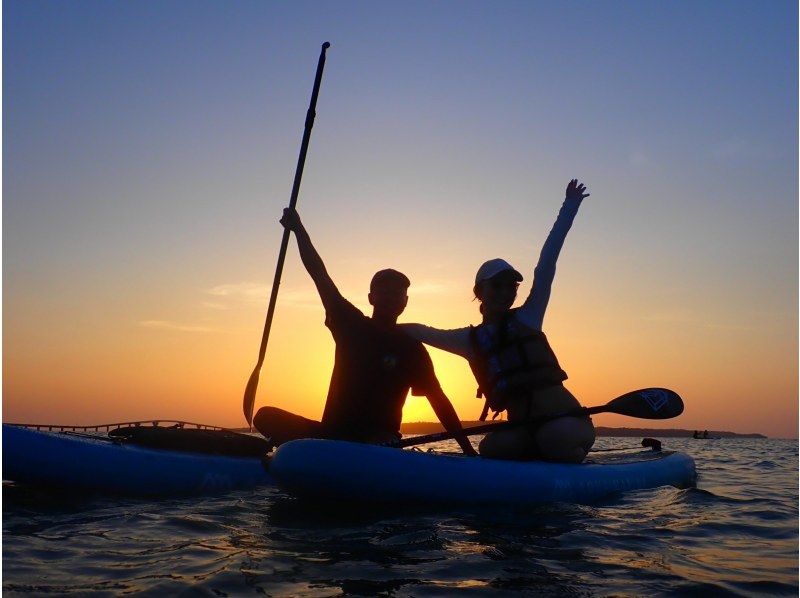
[3,424,273,496]
[270,439,696,505]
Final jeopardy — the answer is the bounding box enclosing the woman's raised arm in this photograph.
[518,179,589,330]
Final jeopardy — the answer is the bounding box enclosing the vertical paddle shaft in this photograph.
[243,42,331,427]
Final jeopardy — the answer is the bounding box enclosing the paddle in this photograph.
[389,388,683,449]
[243,42,331,429]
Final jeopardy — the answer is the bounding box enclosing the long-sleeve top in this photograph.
[402,195,583,359]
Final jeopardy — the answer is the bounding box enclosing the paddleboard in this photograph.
[3,424,273,496]
[270,439,696,505]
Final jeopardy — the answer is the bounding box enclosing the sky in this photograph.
[3,0,797,437]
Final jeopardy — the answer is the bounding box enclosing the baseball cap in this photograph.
[475,258,523,285]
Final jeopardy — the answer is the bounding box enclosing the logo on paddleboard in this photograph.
[640,389,668,412]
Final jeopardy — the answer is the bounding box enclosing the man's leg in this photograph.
[253,406,324,447]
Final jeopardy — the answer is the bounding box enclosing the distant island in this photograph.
[399,421,766,439]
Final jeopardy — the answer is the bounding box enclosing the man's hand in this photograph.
[425,387,480,457]
[565,179,590,202]
[460,440,479,457]
[280,207,304,233]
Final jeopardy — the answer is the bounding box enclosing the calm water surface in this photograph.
[3,437,797,596]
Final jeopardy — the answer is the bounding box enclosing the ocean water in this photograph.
[3,437,797,596]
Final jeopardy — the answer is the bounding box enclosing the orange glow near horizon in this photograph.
[4,260,797,438]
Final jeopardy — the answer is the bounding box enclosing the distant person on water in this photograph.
[253,208,478,456]
[401,179,595,463]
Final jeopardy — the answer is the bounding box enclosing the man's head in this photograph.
[369,269,410,322]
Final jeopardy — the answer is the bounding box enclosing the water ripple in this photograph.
[3,437,797,596]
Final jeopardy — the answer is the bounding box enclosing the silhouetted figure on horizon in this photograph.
[402,179,596,463]
[693,430,700,439]
[702,430,709,439]
[253,208,477,456]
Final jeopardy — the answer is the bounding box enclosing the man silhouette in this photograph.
[253,208,477,456]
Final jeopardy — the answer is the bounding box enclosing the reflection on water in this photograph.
[3,438,798,596]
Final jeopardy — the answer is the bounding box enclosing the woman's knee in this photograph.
[477,433,502,458]
[535,417,596,463]
[478,428,536,460]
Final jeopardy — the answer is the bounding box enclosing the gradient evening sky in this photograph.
[4,1,797,437]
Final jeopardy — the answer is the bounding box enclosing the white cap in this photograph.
[474,258,523,285]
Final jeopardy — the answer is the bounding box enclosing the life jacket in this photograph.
[468,310,568,420]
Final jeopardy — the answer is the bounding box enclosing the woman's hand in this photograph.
[565,179,590,202]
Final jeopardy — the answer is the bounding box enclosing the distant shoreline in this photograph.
[223,422,766,438]
[399,421,767,439]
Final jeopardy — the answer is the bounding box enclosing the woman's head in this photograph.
[473,259,522,316]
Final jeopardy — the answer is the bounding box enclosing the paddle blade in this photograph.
[242,368,260,428]
[597,388,684,419]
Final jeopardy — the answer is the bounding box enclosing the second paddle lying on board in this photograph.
[388,388,683,449]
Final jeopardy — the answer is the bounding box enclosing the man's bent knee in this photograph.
[253,406,283,438]
[253,406,323,446]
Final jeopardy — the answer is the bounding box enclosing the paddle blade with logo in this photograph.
[591,388,684,420]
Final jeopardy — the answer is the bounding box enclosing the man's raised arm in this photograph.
[280,207,342,311]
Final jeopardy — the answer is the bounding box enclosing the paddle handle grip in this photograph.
[288,42,329,211]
